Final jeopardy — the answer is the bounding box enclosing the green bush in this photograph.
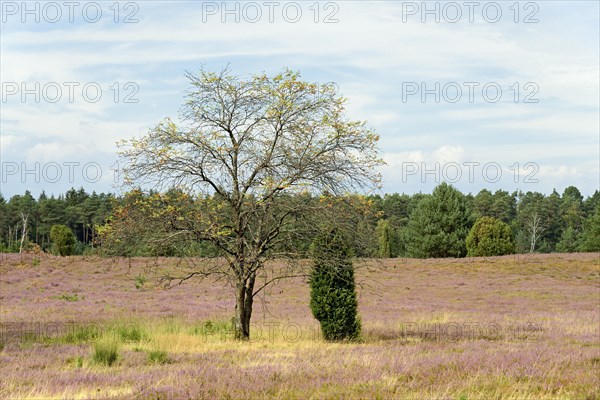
[49,225,76,256]
[466,216,515,257]
[92,340,119,366]
[309,227,361,341]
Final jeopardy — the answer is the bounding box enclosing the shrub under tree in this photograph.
[309,228,361,341]
[117,67,382,340]
[50,225,76,256]
[466,216,515,257]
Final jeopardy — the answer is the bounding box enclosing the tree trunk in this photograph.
[234,272,255,340]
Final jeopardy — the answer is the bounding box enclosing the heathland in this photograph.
[0,252,598,399]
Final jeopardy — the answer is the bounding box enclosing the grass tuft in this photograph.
[116,324,147,343]
[147,349,169,365]
[134,274,147,289]
[63,325,101,344]
[67,355,85,368]
[92,340,119,366]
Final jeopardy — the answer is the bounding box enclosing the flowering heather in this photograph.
[0,252,598,399]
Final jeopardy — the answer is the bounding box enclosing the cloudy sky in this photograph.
[1,1,598,198]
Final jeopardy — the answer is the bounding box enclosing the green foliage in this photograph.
[579,205,600,252]
[92,340,119,366]
[2,185,596,258]
[97,189,208,257]
[116,324,147,343]
[49,224,76,256]
[58,293,81,302]
[404,183,472,258]
[63,325,101,344]
[0,188,113,253]
[74,356,84,368]
[309,228,361,341]
[466,216,515,257]
[473,189,516,223]
[134,274,148,289]
[556,227,581,253]
[376,219,393,258]
[147,349,169,365]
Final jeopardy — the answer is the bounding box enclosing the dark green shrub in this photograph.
[49,225,76,256]
[309,227,361,341]
[466,216,515,257]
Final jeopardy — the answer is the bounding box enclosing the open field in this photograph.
[0,253,598,399]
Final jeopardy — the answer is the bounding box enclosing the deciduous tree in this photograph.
[118,67,382,339]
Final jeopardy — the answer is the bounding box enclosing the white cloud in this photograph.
[1,1,598,196]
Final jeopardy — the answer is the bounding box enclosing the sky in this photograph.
[1,0,599,199]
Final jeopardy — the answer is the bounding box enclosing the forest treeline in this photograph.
[1,183,598,257]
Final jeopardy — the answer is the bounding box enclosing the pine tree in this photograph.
[556,227,580,253]
[404,183,472,258]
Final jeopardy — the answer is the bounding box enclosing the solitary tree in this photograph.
[118,67,382,339]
